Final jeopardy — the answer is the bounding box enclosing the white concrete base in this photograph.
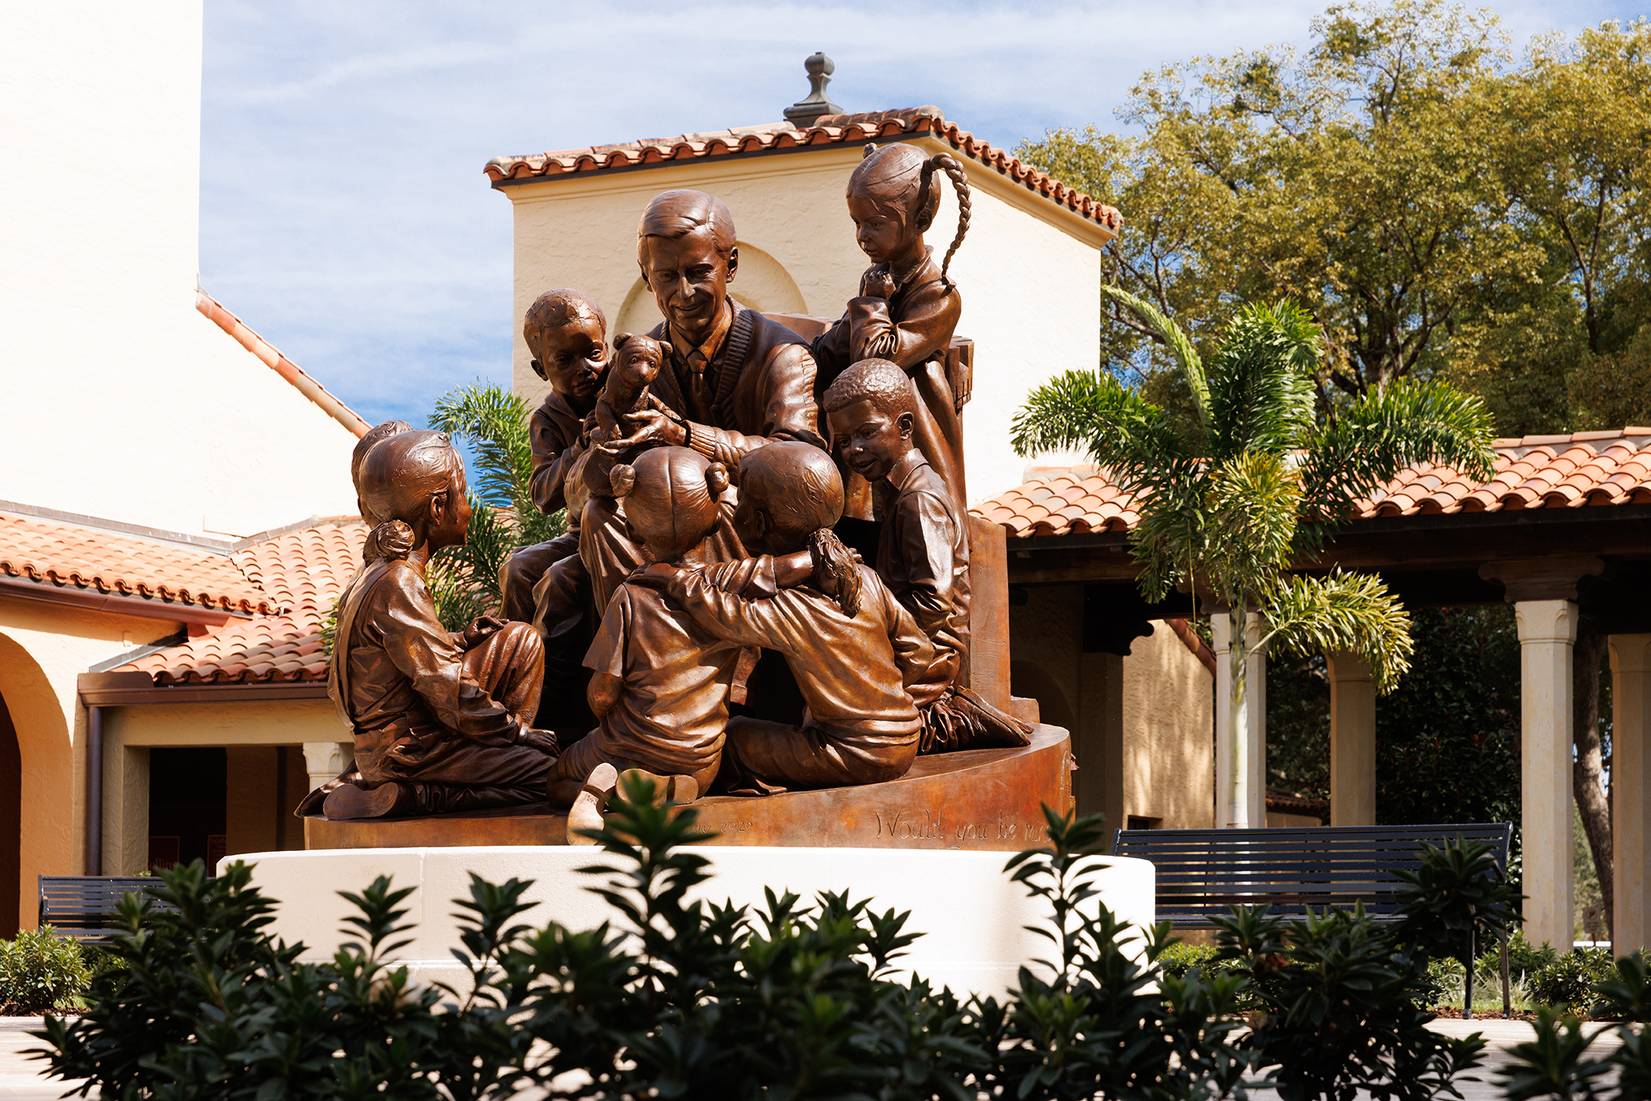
[235,845,1155,998]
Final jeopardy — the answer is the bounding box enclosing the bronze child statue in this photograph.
[555,446,751,839]
[653,441,942,792]
[320,428,559,820]
[822,360,1030,753]
[499,289,610,625]
[812,142,972,511]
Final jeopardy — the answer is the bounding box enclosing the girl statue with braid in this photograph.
[812,142,972,514]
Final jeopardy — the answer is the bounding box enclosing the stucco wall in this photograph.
[1008,583,1213,830]
[1123,626,1215,829]
[0,599,169,931]
[0,1,359,537]
[499,139,1100,505]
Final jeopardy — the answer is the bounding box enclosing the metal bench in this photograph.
[38,875,169,944]
[1113,823,1514,1013]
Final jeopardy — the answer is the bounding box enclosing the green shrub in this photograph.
[35,785,1257,1099]
[1215,905,1485,1097]
[1421,957,1466,1009]
[1394,836,1520,1016]
[1530,948,1619,1016]
[0,927,90,1015]
[1502,957,1651,1097]
[1157,940,1219,980]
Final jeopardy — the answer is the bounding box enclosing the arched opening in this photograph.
[0,692,19,937]
[0,631,74,933]
[614,240,810,336]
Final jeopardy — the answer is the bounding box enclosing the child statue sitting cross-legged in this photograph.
[821,358,1030,753]
[319,427,560,820]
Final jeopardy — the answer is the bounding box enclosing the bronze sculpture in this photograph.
[309,162,1036,833]
[319,428,558,820]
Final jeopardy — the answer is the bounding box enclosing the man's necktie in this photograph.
[686,348,711,419]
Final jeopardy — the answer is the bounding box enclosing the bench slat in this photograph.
[1113,824,1511,928]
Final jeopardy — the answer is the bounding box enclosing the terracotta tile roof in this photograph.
[126,518,366,685]
[974,428,1651,538]
[197,290,371,439]
[486,106,1123,237]
[0,511,278,615]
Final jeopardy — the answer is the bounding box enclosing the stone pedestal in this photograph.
[306,726,1074,852]
[237,841,1153,998]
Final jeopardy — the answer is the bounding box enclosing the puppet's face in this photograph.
[640,227,736,346]
[847,194,913,266]
[528,311,608,407]
[829,397,912,483]
[612,336,664,392]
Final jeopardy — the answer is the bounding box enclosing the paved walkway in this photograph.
[0,1015,1630,1099]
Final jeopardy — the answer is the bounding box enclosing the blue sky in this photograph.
[199,1,1644,429]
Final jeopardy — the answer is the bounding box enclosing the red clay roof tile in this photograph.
[123,517,366,685]
[0,511,278,615]
[486,106,1123,237]
[974,429,1651,538]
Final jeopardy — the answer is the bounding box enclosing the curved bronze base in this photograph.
[304,725,1073,852]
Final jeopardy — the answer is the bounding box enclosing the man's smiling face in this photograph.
[640,227,737,347]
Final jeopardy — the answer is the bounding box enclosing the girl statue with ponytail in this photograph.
[812,142,972,514]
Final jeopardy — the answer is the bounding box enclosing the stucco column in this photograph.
[1212,613,1266,829]
[1514,599,1577,949]
[302,742,351,794]
[1327,651,1377,826]
[1609,634,1651,954]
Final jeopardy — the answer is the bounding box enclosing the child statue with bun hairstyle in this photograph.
[555,446,755,837]
[812,142,971,515]
[653,441,944,793]
[308,427,560,822]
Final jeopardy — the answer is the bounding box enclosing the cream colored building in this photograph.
[0,1,366,934]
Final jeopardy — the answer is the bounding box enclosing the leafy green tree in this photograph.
[426,383,565,631]
[1011,287,1495,825]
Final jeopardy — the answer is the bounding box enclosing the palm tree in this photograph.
[427,383,565,630]
[1010,288,1497,827]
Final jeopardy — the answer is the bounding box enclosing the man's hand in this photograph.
[601,407,688,453]
[860,265,897,300]
[516,727,559,755]
[460,614,507,648]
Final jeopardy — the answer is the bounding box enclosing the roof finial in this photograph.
[784,52,843,128]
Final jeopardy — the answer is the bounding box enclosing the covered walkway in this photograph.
[977,428,1651,951]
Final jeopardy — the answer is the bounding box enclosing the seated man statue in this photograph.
[316,428,559,820]
[576,188,824,612]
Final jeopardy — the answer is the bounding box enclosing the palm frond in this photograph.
[1102,284,1211,431]
[1203,451,1301,605]
[1205,301,1319,459]
[1297,377,1498,543]
[430,383,537,520]
[1128,464,1212,603]
[1259,570,1414,693]
[1010,369,1193,489]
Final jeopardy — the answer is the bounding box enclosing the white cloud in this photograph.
[199,0,1636,426]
